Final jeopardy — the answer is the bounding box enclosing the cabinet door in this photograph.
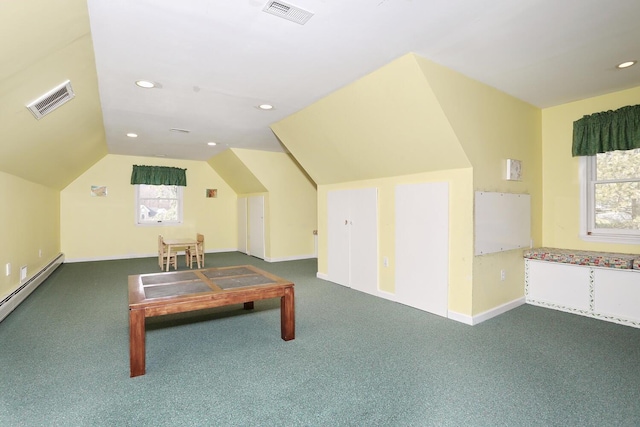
[327,190,351,287]
[327,188,378,293]
[248,196,265,259]
[395,182,449,317]
[237,197,248,254]
[349,188,378,295]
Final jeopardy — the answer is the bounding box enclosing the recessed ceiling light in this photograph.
[207,142,217,146]
[126,133,138,138]
[135,80,156,88]
[617,60,637,69]
[258,104,274,110]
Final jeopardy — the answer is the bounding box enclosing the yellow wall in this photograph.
[542,86,640,253]
[271,53,471,185]
[207,149,267,194]
[60,154,237,261]
[276,53,542,317]
[0,0,107,190]
[317,169,474,314]
[232,149,317,260]
[414,56,543,315]
[0,171,60,298]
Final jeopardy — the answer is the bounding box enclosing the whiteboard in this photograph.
[474,191,530,256]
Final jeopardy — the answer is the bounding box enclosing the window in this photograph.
[135,184,183,225]
[581,148,640,243]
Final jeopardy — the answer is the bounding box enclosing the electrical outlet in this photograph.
[500,269,506,281]
[20,266,27,282]
[39,249,42,258]
[383,257,389,267]
[5,263,11,276]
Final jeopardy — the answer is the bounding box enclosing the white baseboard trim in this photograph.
[65,249,315,264]
[376,289,399,303]
[0,253,65,322]
[65,253,153,263]
[264,253,317,263]
[449,297,526,326]
[207,248,240,254]
[447,310,474,325]
[314,274,524,326]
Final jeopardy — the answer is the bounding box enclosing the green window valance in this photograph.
[572,104,640,156]
[130,165,187,186]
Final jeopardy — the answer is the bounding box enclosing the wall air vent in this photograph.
[262,1,314,25]
[26,80,75,120]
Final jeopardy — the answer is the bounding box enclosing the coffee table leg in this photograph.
[280,286,295,341]
[129,308,146,377]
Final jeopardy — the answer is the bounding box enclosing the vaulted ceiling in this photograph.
[1,0,639,189]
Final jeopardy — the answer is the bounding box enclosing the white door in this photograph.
[248,196,265,259]
[327,190,351,287]
[349,188,378,295]
[237,197,248,254]
[395,182,449,317]
[327,188,378,294]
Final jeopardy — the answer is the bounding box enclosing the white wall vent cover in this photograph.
[262,1,314,25]
[26,80,75,120]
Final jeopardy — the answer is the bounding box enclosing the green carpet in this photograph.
[1,252,639,426]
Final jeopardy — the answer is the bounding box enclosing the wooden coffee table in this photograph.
[128,265,295,377]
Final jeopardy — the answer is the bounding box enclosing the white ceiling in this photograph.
[87,0,640,161]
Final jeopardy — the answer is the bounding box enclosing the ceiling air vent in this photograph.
[26,80,75,120]
[262,1,314,25]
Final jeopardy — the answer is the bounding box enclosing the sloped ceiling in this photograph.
[271,54,471,185]
[0,0,106,190]
[87,0,640,161]
[207,150,266,195]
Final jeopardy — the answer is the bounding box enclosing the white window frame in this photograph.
[135,184,184,226]
[579,155,640,244]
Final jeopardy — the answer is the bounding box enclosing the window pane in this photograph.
[138,185,180,223]
[596,148,640,180]
[139,184,178,198]
[594,182,640,230]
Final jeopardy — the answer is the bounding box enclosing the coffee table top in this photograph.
[128,265,293,308]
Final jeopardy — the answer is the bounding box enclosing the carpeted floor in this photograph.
[1,252,639,426]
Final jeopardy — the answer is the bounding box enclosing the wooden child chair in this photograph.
[186,233,205,268]
[158,234,177,271]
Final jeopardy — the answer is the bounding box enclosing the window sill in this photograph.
[136,221,183,227]
[580,233,640,245]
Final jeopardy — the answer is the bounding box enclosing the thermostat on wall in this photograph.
[506,159,522,181]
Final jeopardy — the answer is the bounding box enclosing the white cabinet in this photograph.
[525,259,640,328]
[327,188,378,295]
[527,260,591,311]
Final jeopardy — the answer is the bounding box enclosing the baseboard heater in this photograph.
[0,253,64,323]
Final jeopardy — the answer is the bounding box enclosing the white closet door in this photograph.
[327,190,351,287]
[349,188,378,295]
[327,188,378,293]
[395,182,449,317]
[237,197,248,254]
[248,196,265,259]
